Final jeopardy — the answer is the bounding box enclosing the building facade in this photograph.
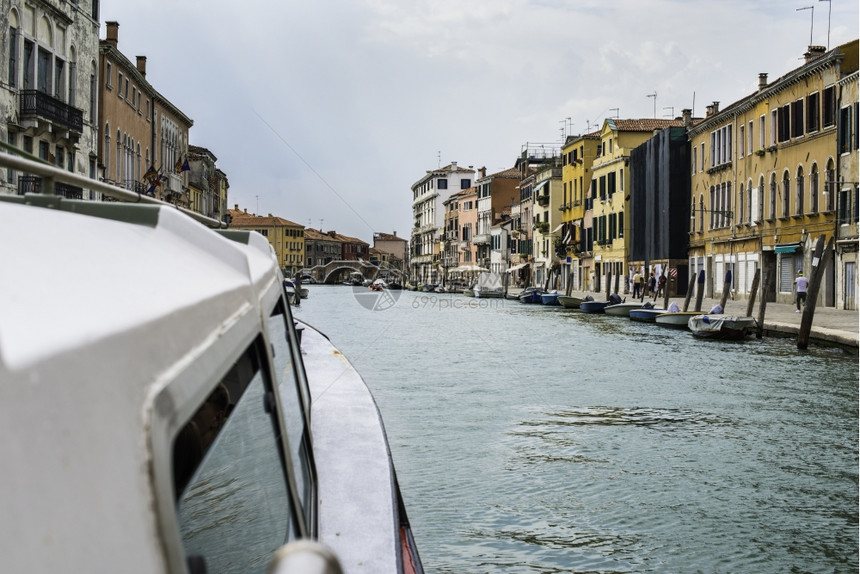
[835,70,859,310]
[227,206,305,277]
[1,0,101,198]
[98,21,192,206]
[560,132,599,292]
[591,118,684,294]
[410,161,475,284]
[532,162,563,288]
[629,123,693,297]
[474,166,520,271]
[304,228,342,268]
[688,41,858,305]
[373,231,409,274]
[186,145,226,223]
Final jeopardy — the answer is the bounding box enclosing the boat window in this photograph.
[173,340,296,573]
[268,300,316,531]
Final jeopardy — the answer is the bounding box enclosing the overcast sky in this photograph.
[101,1,858,242]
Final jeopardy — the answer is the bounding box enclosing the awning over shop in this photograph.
[551,223,564,234]
[774,244,799,253]
[534,181,548,192]
[506,263,530,273]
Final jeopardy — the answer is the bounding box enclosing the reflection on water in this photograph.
[298,287,858,574]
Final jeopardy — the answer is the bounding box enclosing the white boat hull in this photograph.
[688,314,756,340]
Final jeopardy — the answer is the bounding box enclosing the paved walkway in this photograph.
[508,288,859,350]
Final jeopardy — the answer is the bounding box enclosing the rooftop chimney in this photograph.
[682,108,692,129]
[105,21,119,48]
[479,166,487,178]
[758,73,768,90]
[451,161,458,170]
[393,231,397,237]
[234,204,238,210]
[136,56,147,77]
[804,45,827,63]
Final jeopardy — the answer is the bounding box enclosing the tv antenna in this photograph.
[609,108,620,119]
[796,6,814,47]
[437,151,441,168]
[818,0,831,49]
[647,92,657,118]
[663,106,675,118]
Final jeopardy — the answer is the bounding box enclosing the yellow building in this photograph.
[227,205,305,277]
[590,118,684,294]
[561,132,599,291]
[688,41,858,305]
[835,70,859,310]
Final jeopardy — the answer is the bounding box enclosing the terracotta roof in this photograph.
[227,209,303,228]
[608,118,685,132]
[374,232,407,242]
[488,167,521,180]
[305,228,339,241]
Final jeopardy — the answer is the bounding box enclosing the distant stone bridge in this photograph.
[303,260,405,284]
[303,260,379,284]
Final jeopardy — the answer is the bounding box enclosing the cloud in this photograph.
[100,0,858,241]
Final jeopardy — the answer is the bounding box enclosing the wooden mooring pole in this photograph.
[694,269,706,312]
[683,272,697,311]
[756,269,773,339]
[798,235,835,350]
[718,269,732,311]
[606,269,611,300]
[745,268,761,318]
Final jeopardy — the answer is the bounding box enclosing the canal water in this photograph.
[295,286,858,574]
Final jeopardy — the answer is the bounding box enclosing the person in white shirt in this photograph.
[794,270,809,312]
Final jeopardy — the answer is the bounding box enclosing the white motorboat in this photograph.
[604,301,645,317]
[473,272,505,298]
[688,314,757,339]
[654,310,701,328]
[0,155,423,574]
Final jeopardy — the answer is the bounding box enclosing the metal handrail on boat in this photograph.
[0,141,224,229]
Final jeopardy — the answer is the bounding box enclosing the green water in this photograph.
[297,286,858,573]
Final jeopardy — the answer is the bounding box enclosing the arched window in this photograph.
[795,165,805,215]
[104,123,111,180]
[781,170,790,218]
[115,128,121,183]
[68,46,77,107]
[699,195,705,232]
[691,198,696,234]
[825,159,836,211]
[747,178,754,224]
[769,173,777,221]
[810,163,819,213]
[739,183,745,224]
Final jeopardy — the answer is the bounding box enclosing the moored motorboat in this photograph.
[0,160,423,573]
[541,292,561,306]
[473,272,505,298]
[604,301,644,317]
[579,300,610,313]
[654,310,701,328]
[688,314,757,340]
[628,307,666,322]
[557,295,583,309]
[518,286,546,304]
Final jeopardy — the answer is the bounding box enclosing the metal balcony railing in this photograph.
[19,90,83,133]
[18,175,83,199]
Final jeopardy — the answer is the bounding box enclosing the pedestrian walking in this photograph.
[632,270,641,298]
[794,270,809,312]
[648,273,656,298]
